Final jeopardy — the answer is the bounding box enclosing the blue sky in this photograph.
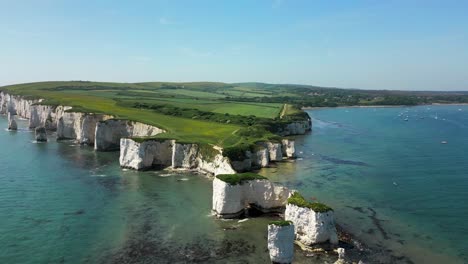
[1,0,467,90]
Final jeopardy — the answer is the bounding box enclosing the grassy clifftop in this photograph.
[0,81,308,147]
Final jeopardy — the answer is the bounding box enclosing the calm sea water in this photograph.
[262,105,468,263]
[1,105,467,263]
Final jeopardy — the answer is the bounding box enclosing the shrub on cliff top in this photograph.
[216,173,267,185]
[287,192,333,213]
[269,220,293,226]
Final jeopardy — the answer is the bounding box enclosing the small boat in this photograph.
[459,109,462,111]
[441,141,448,144]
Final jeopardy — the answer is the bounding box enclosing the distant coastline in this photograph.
[303,103,468,110]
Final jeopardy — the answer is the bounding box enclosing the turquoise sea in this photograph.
[1,105,468,263]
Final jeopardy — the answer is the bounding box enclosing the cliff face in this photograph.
[284,204,338,245]
[267,224,295,264]
[0,92,164,150]
[276,116,312,136]
[120,139,236,175]
[267,142,283,161]
[252,146,269,168]
[172,143,199,169]
[212,178,291,218]
[95,120,164,151]
[281,139,296,158]
[120,139,174,169]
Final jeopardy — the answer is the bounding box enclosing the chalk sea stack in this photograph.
[285,192,338,245]
[212,173,291,218]
[268,221,295,264]
[35,127,47,142]
[7,112,17,130]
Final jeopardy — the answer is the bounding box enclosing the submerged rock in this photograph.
[7,112,17,130]
[268,222,295,264]
[35,126,47,142]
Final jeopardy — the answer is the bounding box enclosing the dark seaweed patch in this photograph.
[368,207,389,240]
[319,155,369,166]
[346,206,366,214]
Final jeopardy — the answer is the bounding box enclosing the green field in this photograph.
[0,81,301,148]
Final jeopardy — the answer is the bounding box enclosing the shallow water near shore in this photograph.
[1,105,467,263]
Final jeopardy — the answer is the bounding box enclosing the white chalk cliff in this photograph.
[267,142,283,161]
[277,119,312,136]
[95,120,164,151]
[119,138,174,170]
[120,139,236,175]
[0,92,164,150]
[268,223,295,264]
[281,139,296,158]
[212,178,291,218]
[285,203,339,245]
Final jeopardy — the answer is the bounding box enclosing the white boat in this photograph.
[441,141,448,144]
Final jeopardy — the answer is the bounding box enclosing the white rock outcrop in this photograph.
[212,178,291,218]
[278,118,312,136]
[57,110,85,140]
[95,119,164,151]
[285,203,338,245]
[172,143,199,169]
[29,104,57,129]
[334,248,346,264]
[120,138,174,170]
[267,142,283,161]
[78,114,111,145]
[230,151,252,172]
[252,146,269,168]
[281,139,296,158]
[95,119,130,151]
[197,152,236,175]
[7,112,17,130]
[35,127,47,142]
[268,223,295,264]
[120,139,236,175]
